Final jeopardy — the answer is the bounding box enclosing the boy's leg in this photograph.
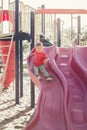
[33,66,39,76]
[39,65,49,78]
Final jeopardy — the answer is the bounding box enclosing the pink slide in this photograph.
[25,44,87,130]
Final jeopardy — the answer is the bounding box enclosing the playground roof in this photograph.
[35,9,87,14]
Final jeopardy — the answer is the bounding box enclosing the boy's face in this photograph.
[36,45,43,52]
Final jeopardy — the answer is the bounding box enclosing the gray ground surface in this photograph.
[0,74,39,130]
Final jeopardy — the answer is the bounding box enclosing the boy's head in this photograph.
[35,42,43,52]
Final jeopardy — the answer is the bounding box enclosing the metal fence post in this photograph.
[30,11,35,108]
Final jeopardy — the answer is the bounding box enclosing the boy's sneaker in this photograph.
[46,76,53,81]
[37,75,41,80]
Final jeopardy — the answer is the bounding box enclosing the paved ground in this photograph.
[0,74,39,130]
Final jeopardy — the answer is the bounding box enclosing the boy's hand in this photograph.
[43,58,49,64]
[28,53,35,57]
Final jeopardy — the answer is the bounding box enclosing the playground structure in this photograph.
[25,42,87,130]
[0,1,87,129]
[25,8,87,130]
[0,1,34,104]
[35,7,87,46]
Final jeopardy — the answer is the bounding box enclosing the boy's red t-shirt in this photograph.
[34,51,47,66]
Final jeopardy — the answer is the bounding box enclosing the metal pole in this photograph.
[54,14,56,41]
[19,39,23,97]
[77,16,81,45]
[30,11,35,108]
[71,14,73,40]
[15,0,19,104]
[57,18,61,47]
[41,5,45,35]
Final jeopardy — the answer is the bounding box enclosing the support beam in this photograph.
[15,0,19,104]
[30,11,35,108]
[19,40,23,97]
[36,9,87,14]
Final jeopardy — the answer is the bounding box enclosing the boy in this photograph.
[29,42,53,80]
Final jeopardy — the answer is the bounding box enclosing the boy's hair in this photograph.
[35,42,43,47]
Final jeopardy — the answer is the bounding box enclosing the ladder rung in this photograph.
[0,45,10,48]
[0,64,6,67]
[1,54,8,56]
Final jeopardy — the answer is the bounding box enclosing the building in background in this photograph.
[0,0,35,34]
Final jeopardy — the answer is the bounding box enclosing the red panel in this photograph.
[0,41,15,89]
[3,12,9,21]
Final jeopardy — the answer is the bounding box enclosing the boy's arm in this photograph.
[43,58,49,64]
[43,53,49,64]
[28,53,35,57]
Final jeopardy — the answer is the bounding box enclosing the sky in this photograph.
[2,0,86,9]
[0,0,87,10]
[21,0,87,9]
